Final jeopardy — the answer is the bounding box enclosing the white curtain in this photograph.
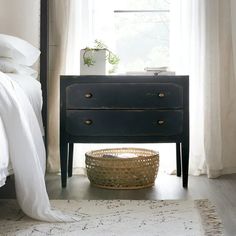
[48,0,236,178]
[65,0,95,74]
[47,0,73,172]
[170,0,236,177]
[47,0,177,174]
[64,0,176,175]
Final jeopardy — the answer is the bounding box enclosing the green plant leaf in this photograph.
[82,40,119,71]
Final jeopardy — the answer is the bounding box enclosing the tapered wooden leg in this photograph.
[68,143,74,177]
[181,141,189,188]
[60,142,68,188]
[176,143,181,177]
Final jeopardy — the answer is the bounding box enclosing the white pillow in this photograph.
[0,34,40,66]
[0,58,38,79]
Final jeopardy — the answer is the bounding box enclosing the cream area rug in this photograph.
[0,199,223,236]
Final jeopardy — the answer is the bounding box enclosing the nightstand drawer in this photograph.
[66,110,183,136]
[66,83,183,109]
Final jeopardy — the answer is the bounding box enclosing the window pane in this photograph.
[92,0,170,73]
[113,0,170,11]
[115,10,169,72]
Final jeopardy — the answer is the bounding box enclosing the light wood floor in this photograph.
[1,173,236,236]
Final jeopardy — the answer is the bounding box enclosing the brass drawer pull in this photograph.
[85,93,93,98]
[158,92,165,98]
[158,120,165,125]
[84,119,93,125]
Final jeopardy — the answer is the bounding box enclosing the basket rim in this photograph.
[85,147,159,161]
[89,182,155,190]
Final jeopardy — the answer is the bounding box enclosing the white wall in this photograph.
[0,0,40,49]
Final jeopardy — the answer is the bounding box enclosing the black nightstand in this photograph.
[60,75,189,188]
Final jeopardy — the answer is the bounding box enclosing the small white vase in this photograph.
[80,49,111,75]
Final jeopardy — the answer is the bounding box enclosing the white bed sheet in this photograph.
[6,73,44,135]
[0,73,44,187]
[0,116,12,187]
[0,71,76,221]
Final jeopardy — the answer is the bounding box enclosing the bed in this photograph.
[0,115,12,187]
[0,72,44,188]
[0,3,75,221]
[0,32,43,186]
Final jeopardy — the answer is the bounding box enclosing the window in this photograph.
[92,0,170,73]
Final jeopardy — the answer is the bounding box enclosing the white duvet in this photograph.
[0,72,77,222]
[0,73,44,188]
[0,115,10,187]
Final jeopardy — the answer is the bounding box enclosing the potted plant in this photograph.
[80,40,120,75]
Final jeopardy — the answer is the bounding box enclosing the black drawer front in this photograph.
[66,83,183,109]
[66,110,183,137]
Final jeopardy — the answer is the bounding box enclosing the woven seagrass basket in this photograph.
[85,147,159,189]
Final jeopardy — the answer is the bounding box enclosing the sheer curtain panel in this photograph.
[47,0,72,172]
[47,0,236,178]
[170,0,236,177]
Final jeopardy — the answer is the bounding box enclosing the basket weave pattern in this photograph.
[85,148,159,189]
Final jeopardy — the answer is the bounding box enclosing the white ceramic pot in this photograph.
[80,49,111,75]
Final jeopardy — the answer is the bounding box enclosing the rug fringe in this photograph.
[194,199,224,236]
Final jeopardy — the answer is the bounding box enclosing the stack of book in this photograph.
[126,67,175,76]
